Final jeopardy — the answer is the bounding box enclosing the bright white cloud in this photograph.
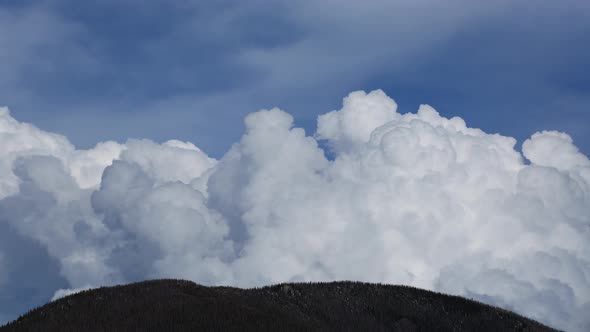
[0,90,589,331]
[51,286,93,302]
[523,130,590,171]
[317,89,398,152]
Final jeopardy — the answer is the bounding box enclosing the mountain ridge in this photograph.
[1,279,559,332]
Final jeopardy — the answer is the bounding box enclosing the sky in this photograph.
[1,1,590,331]
[0,0,589,157]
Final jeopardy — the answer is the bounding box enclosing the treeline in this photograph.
[1,279,558,332]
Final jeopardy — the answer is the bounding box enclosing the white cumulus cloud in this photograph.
[0,90,589,331]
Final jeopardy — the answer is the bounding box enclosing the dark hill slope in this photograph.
[1,279,558,332]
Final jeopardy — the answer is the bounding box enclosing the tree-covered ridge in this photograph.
[1,279,559,332]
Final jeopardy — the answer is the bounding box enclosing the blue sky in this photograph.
[1,0,589,157]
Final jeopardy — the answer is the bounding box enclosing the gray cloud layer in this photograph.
[1,90,589,331]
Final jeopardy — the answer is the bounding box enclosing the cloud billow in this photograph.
[0,90,589,331]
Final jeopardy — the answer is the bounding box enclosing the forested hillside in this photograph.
[1,279,559,332]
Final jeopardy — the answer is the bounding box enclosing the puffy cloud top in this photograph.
[523,131,590,171]
[317,90,398,152]
[1,91,589,331]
